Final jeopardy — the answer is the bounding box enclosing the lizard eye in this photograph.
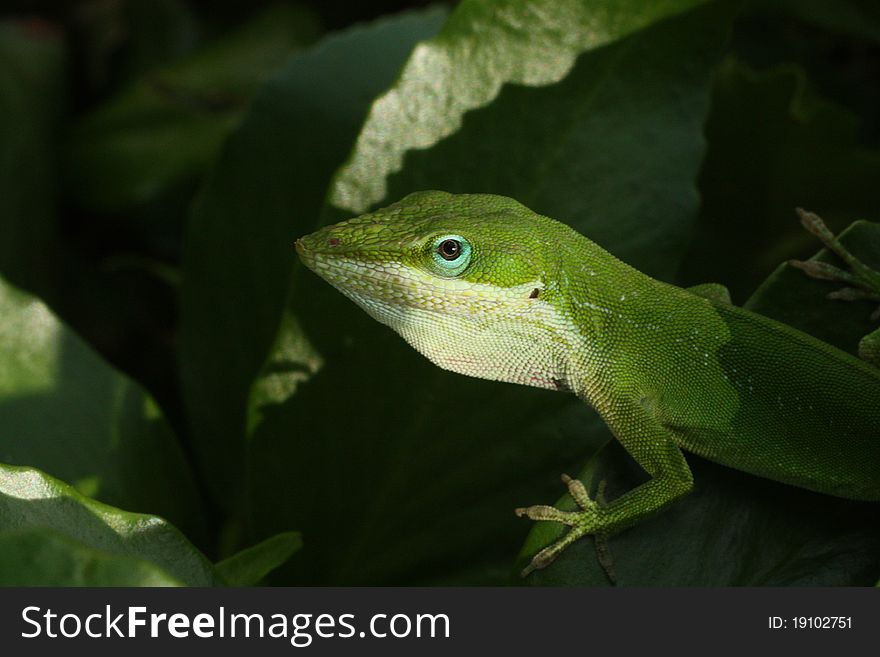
[437,239,461,260]
[431,234,472,276]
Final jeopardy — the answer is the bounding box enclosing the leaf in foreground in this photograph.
[0,464,217,586]
[216,531,303,586]
[0,528,184,586]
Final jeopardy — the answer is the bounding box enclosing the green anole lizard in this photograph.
[295,191,880,577]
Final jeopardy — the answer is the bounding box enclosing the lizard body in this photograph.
[296,190,880,575]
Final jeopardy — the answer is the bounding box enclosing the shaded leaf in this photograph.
[0,20,64,293]
[0,528,184,586]
[0,275,202,536]
[679,59,880,299]
[0,464,217,586]
[216,531,302,586]
[119,0,200,80]
[253,380,601,585]
[519,441,880,585]
[178,8,447,506]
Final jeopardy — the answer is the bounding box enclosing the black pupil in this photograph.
[438,239,461,260]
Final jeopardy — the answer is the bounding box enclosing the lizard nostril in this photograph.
[328,237,340,247]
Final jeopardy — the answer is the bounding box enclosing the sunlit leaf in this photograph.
[0,464,217,586]
[0,528,184,586]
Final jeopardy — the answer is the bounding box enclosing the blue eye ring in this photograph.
[431,234,472,276]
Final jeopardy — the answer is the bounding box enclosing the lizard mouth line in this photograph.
[303,253,548,319]
[312,252,471,296]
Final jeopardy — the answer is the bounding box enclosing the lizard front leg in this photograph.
[516,396,694,577]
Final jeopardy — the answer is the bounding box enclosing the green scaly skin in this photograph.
[296,191,880,577]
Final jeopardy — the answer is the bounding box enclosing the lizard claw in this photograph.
[514,504,579,525]
[561,473,593,509]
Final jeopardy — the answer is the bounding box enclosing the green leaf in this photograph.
[0,464,218,586]
[0,20,64,293]
[0,275,203,536]
[252,381,602,585]
[0,528,184,586]
[519,441,880,585]
[745,221,880,357]
[215,531,302,586]
[679,59,880,299]
[65,3,320,213]
[178,8,447,506]
[118,0,200,79]
[248,2,736,585]
[330,0,712,214]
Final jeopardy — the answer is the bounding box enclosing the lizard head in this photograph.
[295,191,581,390]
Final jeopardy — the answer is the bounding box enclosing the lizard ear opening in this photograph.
[529,288,541,299]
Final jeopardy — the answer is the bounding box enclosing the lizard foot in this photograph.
[515,474,606,578]
[789,208,880,365]
[789,208,880,320]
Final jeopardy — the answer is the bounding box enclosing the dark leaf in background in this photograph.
[1,4,320,459]
[0,20,64,294]
[0,17,183,433]
[733,1,880,147]
[745,221,880,357]
[679,59,880,300]
[116,0,200,81]
[65,3,321,214]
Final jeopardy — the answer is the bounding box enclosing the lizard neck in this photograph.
[551,239,659,404]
